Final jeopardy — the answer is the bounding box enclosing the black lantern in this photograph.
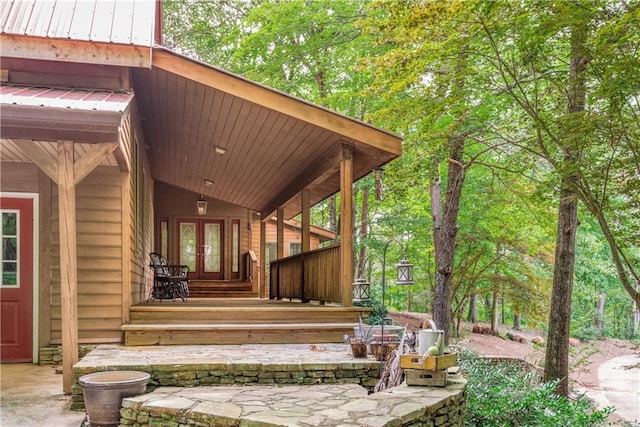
[396,257,414,285]
[352,276,371,303]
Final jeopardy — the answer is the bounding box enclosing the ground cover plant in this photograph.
[458,350,613,427]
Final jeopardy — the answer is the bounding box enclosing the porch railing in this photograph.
[269,244,341,304]
[245,250,258,282]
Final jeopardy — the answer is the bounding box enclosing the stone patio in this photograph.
[73,343,467,426]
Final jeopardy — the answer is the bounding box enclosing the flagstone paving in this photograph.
[120,380,467,426]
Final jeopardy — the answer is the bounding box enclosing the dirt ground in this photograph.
[389,310,639,423]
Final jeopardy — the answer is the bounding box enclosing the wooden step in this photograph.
[122,323,357,346]
[129,305,364,325]
[187,281,256,298]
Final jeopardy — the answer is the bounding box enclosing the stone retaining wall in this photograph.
[119,379,467,426]
[39,345,95,365]
[71,362,381,411]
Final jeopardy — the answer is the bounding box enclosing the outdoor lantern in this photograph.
[352,276,371,303]
[396,257,414,285]
[196,195,208,216]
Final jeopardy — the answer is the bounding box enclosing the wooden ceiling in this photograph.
[132,48,402,218]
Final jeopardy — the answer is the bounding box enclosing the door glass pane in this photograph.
[204,223,221,273]
[179,222,196,272]
[160,220,168,259]
[232,222,239,273]
[1,211,19,287]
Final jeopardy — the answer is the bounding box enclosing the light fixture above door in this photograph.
[196,195,208,216]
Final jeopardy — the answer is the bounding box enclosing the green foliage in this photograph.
[459,350,613,427]
[354,298,387,325]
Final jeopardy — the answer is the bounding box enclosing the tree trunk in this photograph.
[595,291,606,339]
[513,313,521,331]
[357,187,369,279]
[431,134,466,345]
[491,289,499,332]
[329,195,337,240]
[468,294,478,324]
[543,15,586,397]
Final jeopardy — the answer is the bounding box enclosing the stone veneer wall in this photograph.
[39,345,95,365]
[118,379,467,427]
[71,363,381,411]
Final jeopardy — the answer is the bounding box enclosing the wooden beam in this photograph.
[301,190,311,253]
[0,34,152,68]
[58,141,78,393]
[11,139,58,183]
[259,144,343,218]
[152,48,402,155]
[74,143,118,185]
[340,145,354,307]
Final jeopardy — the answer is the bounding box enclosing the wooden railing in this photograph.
[269,245,341,304]
[245,250,258,283]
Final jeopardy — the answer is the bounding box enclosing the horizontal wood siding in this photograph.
[50,165,123,344]
[270,245,341,304]
[125,109,154,308]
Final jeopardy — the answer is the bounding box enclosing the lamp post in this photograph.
[380,239,414,345]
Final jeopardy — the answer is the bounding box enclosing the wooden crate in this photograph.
[400,352,457,371]
[405,369,448,387]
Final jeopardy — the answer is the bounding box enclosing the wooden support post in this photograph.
[276,208,284,300]
[58,141,78,393]
[340,144,353,307]
[260,219,267,299]
[301,189,311,253]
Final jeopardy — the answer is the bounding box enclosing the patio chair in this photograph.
[149,252,190,302]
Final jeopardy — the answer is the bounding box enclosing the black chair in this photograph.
[149,252,190,302]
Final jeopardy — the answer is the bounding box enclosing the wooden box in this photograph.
[405,369,448,387]
[400,352,457,371]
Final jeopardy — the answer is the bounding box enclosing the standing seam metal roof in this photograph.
[0,0,154,46]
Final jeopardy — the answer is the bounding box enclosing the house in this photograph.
[0,0,402,391]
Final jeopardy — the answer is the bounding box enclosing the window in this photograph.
[1,211,18,286]
[289,242,302,256]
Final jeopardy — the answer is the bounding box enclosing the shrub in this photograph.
[458,349,613,427]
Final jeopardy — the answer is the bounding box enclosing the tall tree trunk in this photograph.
[595,291,606,339]
[544,14,586,397]
[329,195,337,240]
[491,290,499,333]
[513,313,521,331]
[357,187,369,279]
[431,134,466,345]
[468,294,478,324]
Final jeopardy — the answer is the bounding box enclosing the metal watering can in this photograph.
[418,319,445,356]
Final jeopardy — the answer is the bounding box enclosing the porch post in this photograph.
[277,208,284,300]
[260,219,267,298]
[340,144,353,307]
[58,141,79,393]
[301,189,310,253]
[277,208,284,259]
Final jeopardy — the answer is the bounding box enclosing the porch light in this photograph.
[396,256,414,285]
[352,276,371,303]
[196,195,208,216]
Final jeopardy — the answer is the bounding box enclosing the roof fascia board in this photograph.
[152,48,402,155]
[0,34,152,68]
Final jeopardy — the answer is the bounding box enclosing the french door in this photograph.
[177,219,224,280]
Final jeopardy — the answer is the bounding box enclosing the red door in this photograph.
[177,219,225,280]
[1,197,34,362]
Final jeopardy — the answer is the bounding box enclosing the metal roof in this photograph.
[0,0,154,46]
[0,85,133,112]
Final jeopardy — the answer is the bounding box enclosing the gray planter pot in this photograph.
[79,371,150,427]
